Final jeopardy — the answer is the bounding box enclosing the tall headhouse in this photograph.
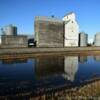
[62,12,79,47]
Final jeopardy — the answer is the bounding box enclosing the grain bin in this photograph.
[3,24,17,36]
[94,33,100,46]
[79,32,88,47]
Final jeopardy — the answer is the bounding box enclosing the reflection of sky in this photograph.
[76,56,100,82]
[0,56,100,85]
[0,59,35,81]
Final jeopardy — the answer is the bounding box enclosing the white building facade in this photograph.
[63,13,79,46]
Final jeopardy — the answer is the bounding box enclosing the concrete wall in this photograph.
[35,16,64,47]
[1,35,28,48]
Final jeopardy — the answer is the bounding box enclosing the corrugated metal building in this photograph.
[35,16,64,47]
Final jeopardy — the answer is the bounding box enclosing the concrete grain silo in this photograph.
[62,12,79,47]
[79,32,88,47]
[3,24,17,36]
[94,33,100,46]
[1,24,28,48]
[35,16,64,47]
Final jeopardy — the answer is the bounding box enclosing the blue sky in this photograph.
[0,0,100,39]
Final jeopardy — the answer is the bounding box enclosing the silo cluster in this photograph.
[1,24,28,48]
[94,33,100,46]
[79,32,88,47]
[2,24,17,36]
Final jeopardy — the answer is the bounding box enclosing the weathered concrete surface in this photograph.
[0,47,100,55]
[35,16,64,47]
[1,35,28,48]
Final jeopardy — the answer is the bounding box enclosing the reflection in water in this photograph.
[94,56,100,62]
[79,56,87,63]
[0,61,2,64]
[0,55,100,99]
[2,58,27,64]
[0,58,36,99]
[63,56,78,81]
[35,56,64,79]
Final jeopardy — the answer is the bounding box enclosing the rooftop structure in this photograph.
[63,12,76,21]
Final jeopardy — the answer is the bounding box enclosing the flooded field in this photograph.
[0,54,100,99]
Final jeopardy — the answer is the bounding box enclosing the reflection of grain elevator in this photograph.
[35,56,64,79]
[62,56,78,81]
[79,56,87,63]
[1,24,27,48]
